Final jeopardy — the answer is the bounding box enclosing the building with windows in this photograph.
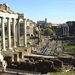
[37,18,52,27]
[37,18,58,27]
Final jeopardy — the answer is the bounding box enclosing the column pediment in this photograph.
[0,3,15,14]
[0,11,18,18]
[0,3,25,19]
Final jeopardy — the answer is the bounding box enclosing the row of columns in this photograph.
[63,27,69,35]
[17,18,27,47]
[1,17,27,51]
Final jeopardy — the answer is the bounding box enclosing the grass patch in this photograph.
[64,42,75,52]
[27,39,38,44]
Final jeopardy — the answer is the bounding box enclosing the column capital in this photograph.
[23,18,26,20]
[16,18,19,20]
[12,18,16,22]
[1,17,5,19]
[6,17,11,19]
[12,18,16,20]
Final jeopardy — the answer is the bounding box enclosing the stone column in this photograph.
[38,26,41,45]
[63,27,64,35]
[64,27,65,35]
[17,18,20,46]
[12,18,16,48]
[66,27,67,35]
[65,27,66,35]
[23,19,27,47]
[1,17,6,51]
[7,18,12,50]
[68,26,69,35]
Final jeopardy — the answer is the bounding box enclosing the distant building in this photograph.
[37,18,58,27]
[37,18,52,27]
[60,23,69,36]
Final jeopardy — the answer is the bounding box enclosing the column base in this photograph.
[8,47,12,50]
[13,46,16,48]
[8,48,15,53]
[24,44,27,47]
[2,49,6,51]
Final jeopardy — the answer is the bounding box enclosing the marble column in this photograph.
[63,27,64,35]
[63,27,66,35]
[17,18,20,46]
[66,27,67,35]
[65,27,67,35]
[7,18,12,50]
[1,17,6,51]
[12,18,16,48]
[68,26,69,35]
[23,19,27,47]
[38,26,41,45]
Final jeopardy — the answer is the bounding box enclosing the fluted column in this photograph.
[65,27,66,35]
[64,27,65,35]
[7,18,12,50]
[23,19,27,47]
[63,27,64,35]
[17,18,20,46]
[1,17,6,51]
[12,18,16,48]
[68,26,69,35]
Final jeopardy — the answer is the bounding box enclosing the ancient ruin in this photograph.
[0,3,75,74]
[0,3,27,51]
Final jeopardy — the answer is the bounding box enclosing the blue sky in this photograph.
[0,0,75,24]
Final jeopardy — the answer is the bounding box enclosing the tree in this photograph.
[51,26,61,35]
[44,28,53,36]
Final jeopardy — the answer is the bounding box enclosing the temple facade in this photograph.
[0,3,27,51]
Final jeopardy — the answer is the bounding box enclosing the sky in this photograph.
[0,0,75,24]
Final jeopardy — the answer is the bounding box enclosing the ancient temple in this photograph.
[0,3,27,51]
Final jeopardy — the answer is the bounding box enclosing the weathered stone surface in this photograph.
[0,3,15,14]
[7,58,64,73]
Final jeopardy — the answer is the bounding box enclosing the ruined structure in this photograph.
[0,3,31,67]
[0,3,27,51]
[0,4,74,74]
